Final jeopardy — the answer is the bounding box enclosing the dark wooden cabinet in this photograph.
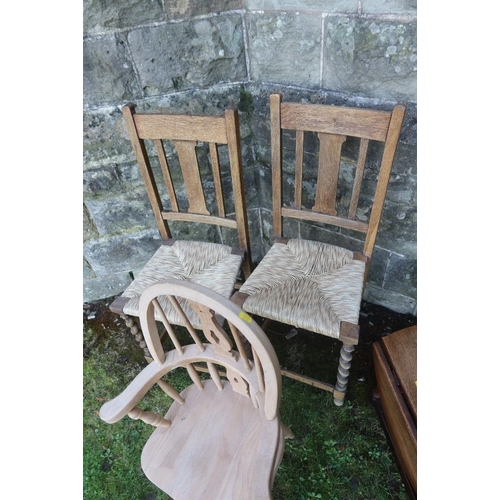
[373,325,417,498]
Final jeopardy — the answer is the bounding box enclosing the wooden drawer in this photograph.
[373,325,417,497]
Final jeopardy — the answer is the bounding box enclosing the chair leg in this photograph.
[333,343,355,407]
[122,314,152,359]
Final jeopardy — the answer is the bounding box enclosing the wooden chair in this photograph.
[110,104,252,359]
[233,93,406,406]
[100,279,289,500]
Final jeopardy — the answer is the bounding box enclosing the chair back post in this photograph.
[363,104,406,261]
[225,108,252,279]
[270,93,283,239]
[121,103,171,239]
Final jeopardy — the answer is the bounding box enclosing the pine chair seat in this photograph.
[141,380,282,500]
[118,240,243,329]
[239,238,366,338]
[100,280,290,499]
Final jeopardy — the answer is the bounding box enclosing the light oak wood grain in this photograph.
[100,280,285,499]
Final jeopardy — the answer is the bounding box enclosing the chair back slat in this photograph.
[134,113,228,143]
[348,138,369,219]
[154,139,179,212]
[189,301,236,360]
[206,361,224,390]
[209,143,226,218]
[252,347,265,393]
[294,130,304,209]
[121,104,252,279]
[271,93,406,264]
[228,322,252,372]
[138,280,282,420]
[173,140,210,216]
[281,102,392,141]
[186,363,204,390]
[152,298,184,356]
[166,295,205,352]
[156,378,185,405]
[312,133,346,216]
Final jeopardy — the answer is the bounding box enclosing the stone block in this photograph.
[83,34,141,107]
[84,203,99,241]
[84,257,96,280]
[165,0,243,20]
[83,0,165,35]
[83,230,160,275]
[246,13,322,87]
[367,246,391,288]
[84,272,134,303]
[362,0,417,15]
[323,17,417,101]
[363,282,416,315]
[384,252,417,298]
[85,189,157,236]
[83,107,135,169]
[127,16,246,95]
[374,200,417,258]
[247,0,357,11]
[219,207,264,262]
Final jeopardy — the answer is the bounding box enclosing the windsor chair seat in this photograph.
[100,280,288,500]
[234,93,406,406]
[109,104,252,357]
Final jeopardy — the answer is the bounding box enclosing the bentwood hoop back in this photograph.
[100,280,289,499]
[236,93,406,405]
[110,105,252,359]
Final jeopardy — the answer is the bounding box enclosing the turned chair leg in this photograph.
[333,343,355,407]
[122,314,152,359]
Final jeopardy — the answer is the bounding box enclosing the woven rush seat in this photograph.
[120,240,243,329]
[239,239,366,338]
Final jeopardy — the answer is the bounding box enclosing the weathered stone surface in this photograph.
[84,230,160,275]
[83,107,135,169]
[367,247,391,288]
[323,17,417,101]
[84,203,99,241]
[220,207,264,262]
[127,16,246,95]
[363,282,416,315]
[247,0,357,12]
[84,257,96,280]
[84,272,134,303]
[374,199,417,258]
[83,0,165,35]
[83,34,141,107]
[166,0,243,19]
[246,13,322,87]
[85,190,157,236]
[362,0,417,14]
[384,252,416,298]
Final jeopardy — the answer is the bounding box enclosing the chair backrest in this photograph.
[122,104,252,279]
[270,93,406,275]
[100,279,282,422]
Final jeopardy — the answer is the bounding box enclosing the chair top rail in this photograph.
[133,112,229,144]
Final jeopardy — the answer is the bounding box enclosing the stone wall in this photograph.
[83,0,417,314]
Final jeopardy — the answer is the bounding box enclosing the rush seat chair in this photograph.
[233,93,406,406]
[109,104,252,359]
[100,280,290,499]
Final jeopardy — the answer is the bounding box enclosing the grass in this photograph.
[83,298,411,499]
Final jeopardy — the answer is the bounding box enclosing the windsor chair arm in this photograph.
[99,359,168,424]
